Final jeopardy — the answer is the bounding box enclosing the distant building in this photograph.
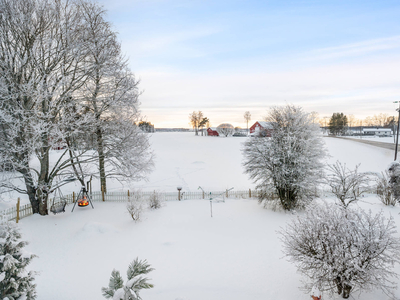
[249,121,273,137]
[207,127,219,136]
[362,128,392,136]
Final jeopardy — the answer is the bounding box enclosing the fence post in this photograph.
[73,191,75,203]
[127,190,130,199]
[102,186,105,202]
[16,198,20,223]
[226,189,228,198]
[249,189,251,198]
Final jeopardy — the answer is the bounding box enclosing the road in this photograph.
[327,136,397,151]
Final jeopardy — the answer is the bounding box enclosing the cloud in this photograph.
[137,55,400,127]
[305,35,400,60]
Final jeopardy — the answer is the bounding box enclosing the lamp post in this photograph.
[177,187,182,201]
[394,101,400,161]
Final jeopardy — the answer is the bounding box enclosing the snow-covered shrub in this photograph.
[280,202,400,299]
[243,105,326,210]
[147,192,162,210]
[0,222,36,300]
[102,257,154,300]
[126,193,144,222]
[376,171,396,206]
[325,161,369,208]
[388,161,400,202]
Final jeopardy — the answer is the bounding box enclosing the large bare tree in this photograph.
[0,0,153,214]
[189,111,203,136]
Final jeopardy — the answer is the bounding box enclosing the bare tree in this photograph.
[325,161,370,208]
[244,111,251,135]
[0,0,95,214]
[281,202,400,299]
[0,0,153,214]
[78,2,153,192]
[189,111,203,135]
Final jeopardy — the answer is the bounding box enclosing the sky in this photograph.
[97,0,400,128]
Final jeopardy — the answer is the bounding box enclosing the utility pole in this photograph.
[394,101,400,161]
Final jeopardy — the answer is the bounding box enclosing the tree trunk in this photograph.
[20,169,39,214]
[96,127,107,193]
[37,142,50,215]
[335,277,352,299]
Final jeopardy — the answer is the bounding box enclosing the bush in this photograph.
[126,192,144,222]
[147,191,162,210]
[280,202,400,299]
[376,171,396,206]
[102,257,154,300]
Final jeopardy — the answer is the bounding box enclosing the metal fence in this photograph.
[1,189,260,222]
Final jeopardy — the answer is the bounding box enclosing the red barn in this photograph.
[250,121,273,137]
[207,127,219,136]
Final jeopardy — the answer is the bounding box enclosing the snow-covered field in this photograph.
[4,132,400,300]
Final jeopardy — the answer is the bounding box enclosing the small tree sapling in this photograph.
[102,258,154,300]
[126,193,144,222]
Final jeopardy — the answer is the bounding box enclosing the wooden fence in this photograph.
[1,185,380,223]
[1,189,261,223]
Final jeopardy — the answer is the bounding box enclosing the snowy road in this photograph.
[328,136,397,151]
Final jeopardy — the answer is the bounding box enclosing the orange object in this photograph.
[78,196,89,207]
[311,296,321,300]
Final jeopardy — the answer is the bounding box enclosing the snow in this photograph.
[3,132,400,299]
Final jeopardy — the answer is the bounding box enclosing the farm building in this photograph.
[207,127,219,136]
[250,121,273,137]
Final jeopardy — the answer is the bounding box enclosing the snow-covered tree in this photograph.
[375,170,396,206]
[102,258,154,300]
[78,2,153,192]
[280,202,400,299]
[0,0,96,214]
[325,161,370,208]
[242,105,326,210]
[216,123,234,137]
[0,222,36,300]
[0,0,153,214]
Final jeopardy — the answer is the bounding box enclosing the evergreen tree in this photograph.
[329,113,348,136]
[102,258,154,300]
[0,222,36,300]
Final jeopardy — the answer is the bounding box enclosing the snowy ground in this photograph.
[3,132,400,299]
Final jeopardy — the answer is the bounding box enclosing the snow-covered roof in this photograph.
[256,121,273,129]
[208,127,217,131]
[362,128,391,132]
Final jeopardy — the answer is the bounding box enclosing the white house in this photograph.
[362,128,392,136]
